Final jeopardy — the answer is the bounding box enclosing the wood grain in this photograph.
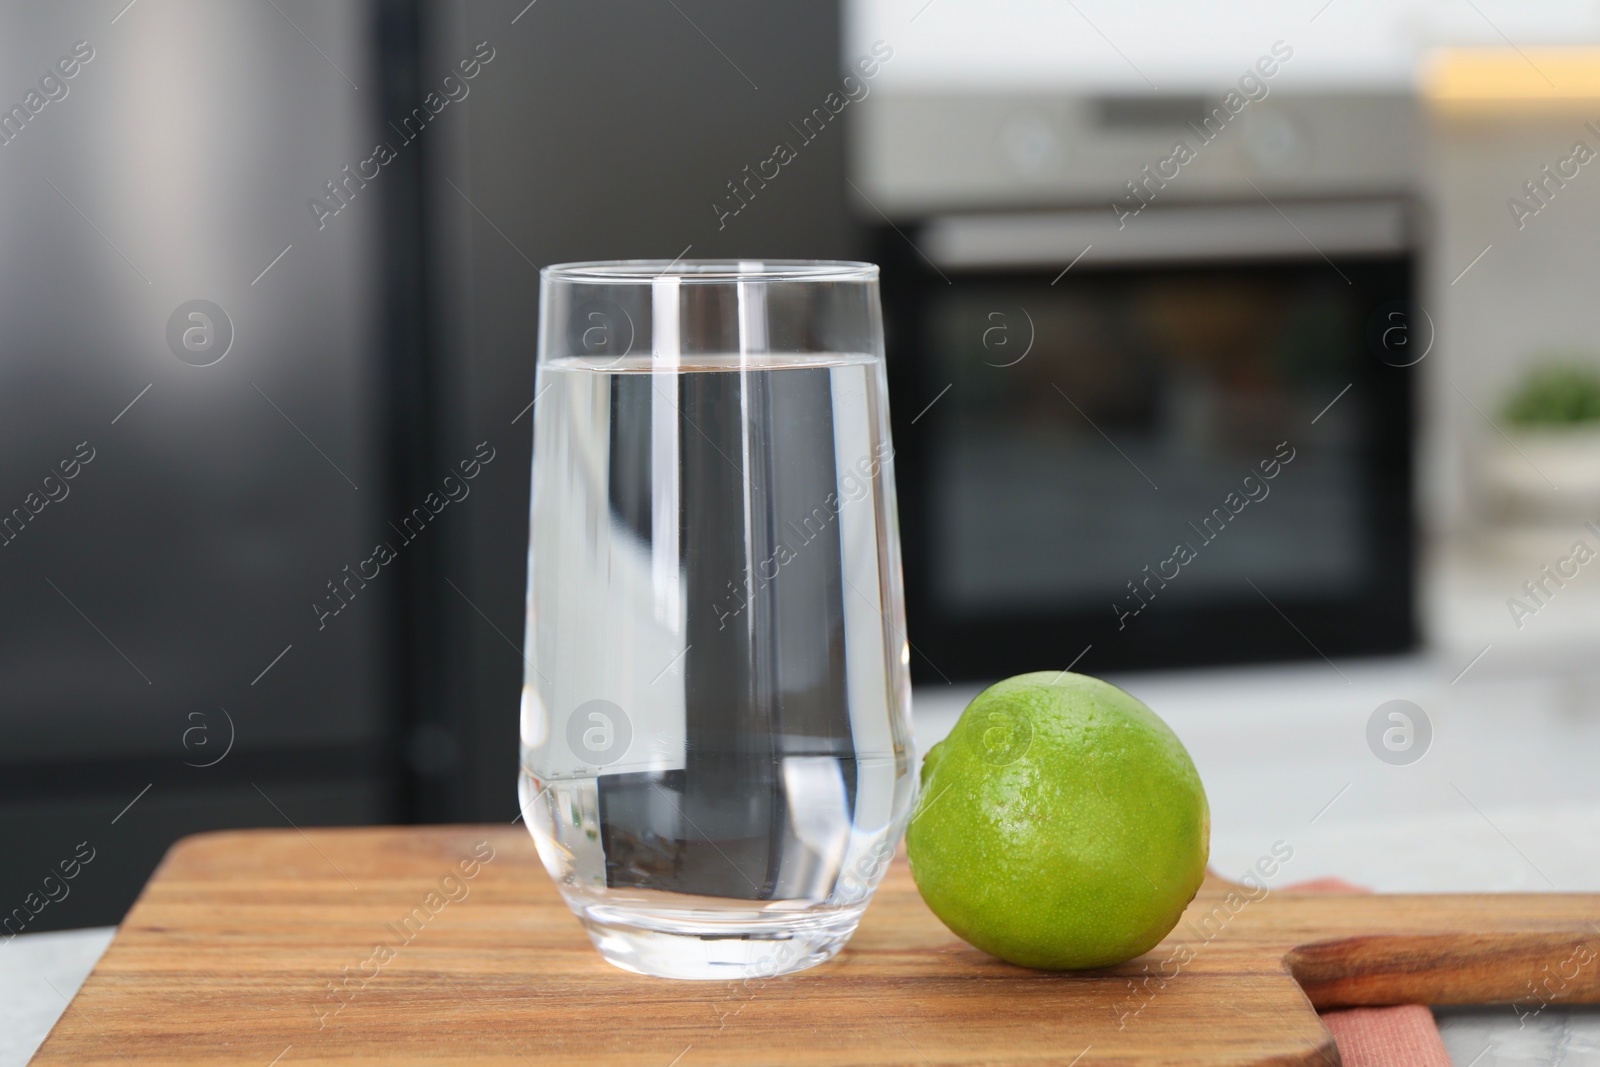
[31,826,1600,1066]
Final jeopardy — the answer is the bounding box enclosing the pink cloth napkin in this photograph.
[1285,877,1452,1067]
[1320,1006,1452,1067]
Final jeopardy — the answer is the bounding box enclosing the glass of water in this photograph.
[518,260,916,980]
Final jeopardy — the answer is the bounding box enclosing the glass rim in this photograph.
[541,259,879,284]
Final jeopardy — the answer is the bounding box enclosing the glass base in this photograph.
[573,899,868,980]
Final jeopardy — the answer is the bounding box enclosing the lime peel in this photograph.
[906,671,1209,970]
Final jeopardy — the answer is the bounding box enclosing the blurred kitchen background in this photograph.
[6,0,1600,966]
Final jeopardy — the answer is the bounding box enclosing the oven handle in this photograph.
[922,200,1408,269]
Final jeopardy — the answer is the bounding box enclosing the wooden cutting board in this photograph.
[32,825,1600,1066]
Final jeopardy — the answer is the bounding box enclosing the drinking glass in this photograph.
[518,260,916,980]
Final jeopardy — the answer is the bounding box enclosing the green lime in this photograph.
[906,671,1209,970]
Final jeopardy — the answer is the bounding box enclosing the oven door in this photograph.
[877,200,1416,682]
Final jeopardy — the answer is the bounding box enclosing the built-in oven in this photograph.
[875,199,1416,681]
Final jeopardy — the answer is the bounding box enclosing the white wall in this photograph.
[1422,108,1600,534]
[846,0,1600,91]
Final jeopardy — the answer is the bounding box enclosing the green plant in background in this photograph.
[1504,360,1600,427]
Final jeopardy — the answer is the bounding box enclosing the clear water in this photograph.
[519,353,916,979]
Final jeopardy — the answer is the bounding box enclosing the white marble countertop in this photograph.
[7,653,1600,1065]
[2,926,114,1067]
